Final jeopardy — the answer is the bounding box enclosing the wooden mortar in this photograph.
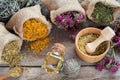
[75,27,110,63]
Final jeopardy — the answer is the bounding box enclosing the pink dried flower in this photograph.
[96,60,106,71]
[110,65,119,73]
[95,47,120,73]
[55,11,84,31]
[69,34,76,40]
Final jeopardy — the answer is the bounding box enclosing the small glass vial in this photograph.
[42,43,65,74]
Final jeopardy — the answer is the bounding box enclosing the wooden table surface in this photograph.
[1,0,120,80]
[0,25,120,80]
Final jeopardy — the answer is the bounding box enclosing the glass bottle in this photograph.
[42,43,65,74]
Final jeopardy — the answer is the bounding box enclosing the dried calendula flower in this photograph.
[2,41,23,68]
[23,18,48,41]
[27,37,52,55]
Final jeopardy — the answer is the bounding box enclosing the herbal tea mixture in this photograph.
[55,11,84,31]
[92,2,114,25]
[10,66,24,78]
[2,41,22,68]
[78,33,107,56]
[23,18,48,41]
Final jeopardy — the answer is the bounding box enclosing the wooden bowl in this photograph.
[75,27,110,63]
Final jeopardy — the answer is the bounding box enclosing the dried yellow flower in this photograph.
[27,37,52,55]
[23,18,48,41]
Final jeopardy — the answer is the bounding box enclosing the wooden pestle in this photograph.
[85,27,115,54]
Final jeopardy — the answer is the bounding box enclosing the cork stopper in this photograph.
[52,43,65,56]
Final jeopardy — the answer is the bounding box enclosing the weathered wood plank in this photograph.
[0,67,120,80]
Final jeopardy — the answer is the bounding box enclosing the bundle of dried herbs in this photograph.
[16,0,28,8]
[0,0,20,22]
[78,33,107,56]
[2,41,23,68]
[25,0,40,7]
[92,2,114,25]
[16,0,41,8]
[55,11,84,31]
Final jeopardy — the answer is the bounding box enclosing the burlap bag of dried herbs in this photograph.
[81,0,120,25]
[0,23,22,66]
[42,0,86,30]
[6,5,52,41]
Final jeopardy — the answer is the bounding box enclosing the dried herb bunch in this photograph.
[0,0,20,22]
[17,0,41,8]
[2,41,22,68]
[55,11,84,31]
[92,2,114,25]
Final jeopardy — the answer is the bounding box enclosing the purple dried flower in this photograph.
[95,48,120,73]
[96,60,106,71]
[55,11,84,31]
[69,34,76,40]
[113,36,120,46]
[96,64,104,71]
[110,65,119,73]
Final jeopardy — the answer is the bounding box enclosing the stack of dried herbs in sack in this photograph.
[6,5,52,55]
[0,23,22,68]
[81,0,120,25]
[42,0,86,38]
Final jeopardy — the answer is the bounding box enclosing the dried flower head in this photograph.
[55,11,84,31]
[96,47,120,73]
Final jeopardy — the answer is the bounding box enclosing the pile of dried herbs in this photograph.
[16,0,28,8]
[26,37,52,55]
[2,41,22,68]
[23,18,48,40]
[78,33,107,56]
[92,2,114,25]
[16,0,40,8]
[25,0,40,7]
[10,66,24,78]
[0,0,41,22]
[0,0,20,22]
